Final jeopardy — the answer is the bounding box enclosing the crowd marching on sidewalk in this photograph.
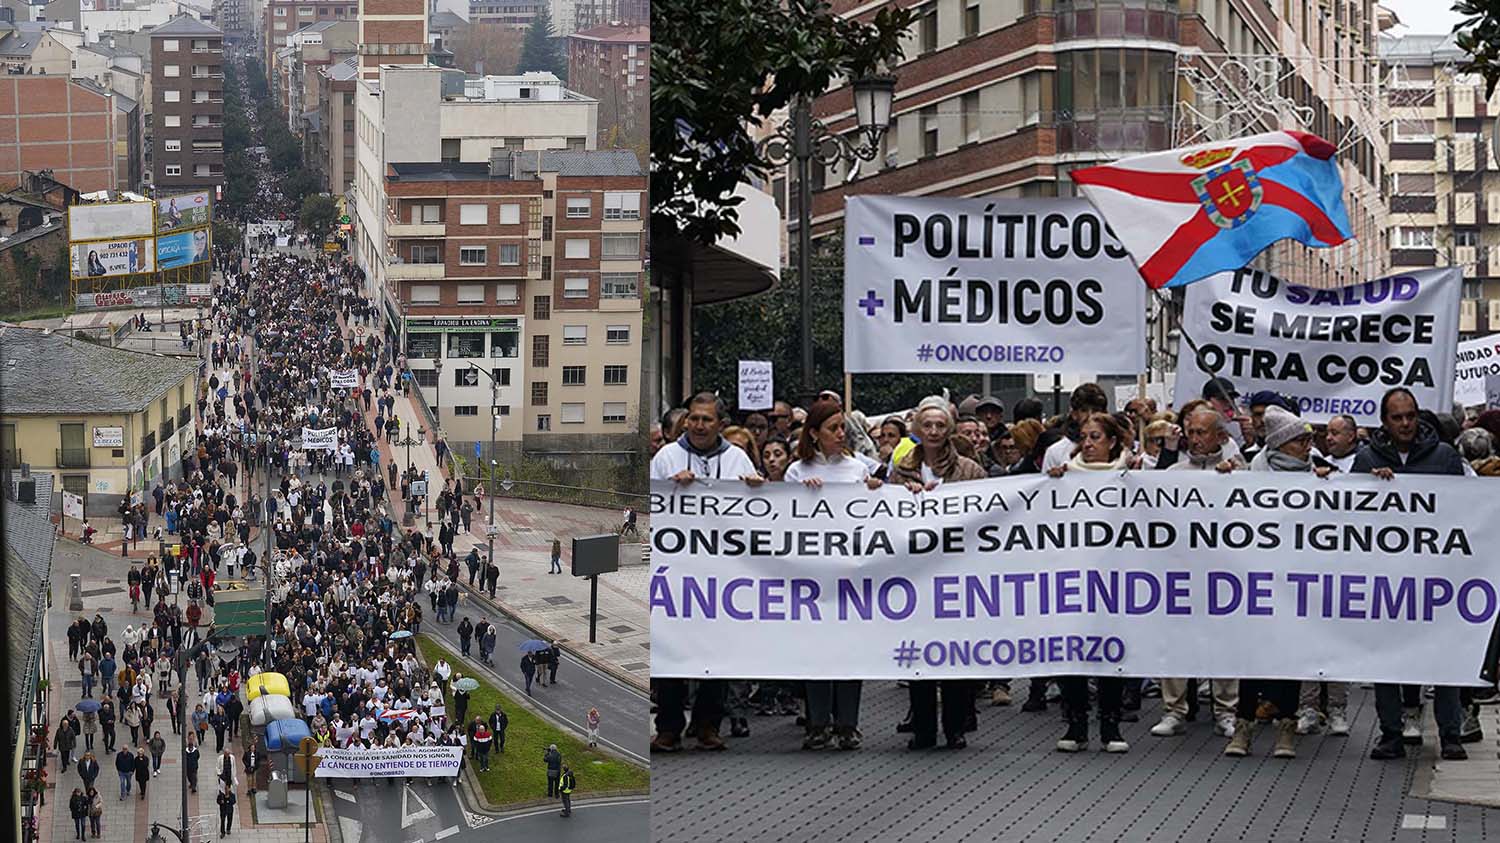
[649,382,1500,759]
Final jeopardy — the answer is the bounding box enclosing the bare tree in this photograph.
[449,24,524,76]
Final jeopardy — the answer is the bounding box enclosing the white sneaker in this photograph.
[1149,714,1186,736]
[1402,706,1423,743]
[1294,707,1322,735]
[1103,738,1130,753]
[1214,714,1237,737]
[1326,709,1350,736]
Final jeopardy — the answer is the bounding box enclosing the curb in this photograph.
[464,788,651,817]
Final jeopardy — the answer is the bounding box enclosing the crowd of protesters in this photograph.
[649,381,1500,760]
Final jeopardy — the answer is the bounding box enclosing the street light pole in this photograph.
[793,99,815,405]
[468,363,500,577]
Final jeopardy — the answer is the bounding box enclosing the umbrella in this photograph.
[389,630,413,640]
[378,708,418,723]
[75,699,102,714]
[518,639,549,653]
[453,678,479,692]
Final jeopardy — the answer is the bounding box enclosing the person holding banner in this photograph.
[1353,388,1470,762]
[784,399,882,750]
[888,396,986,750]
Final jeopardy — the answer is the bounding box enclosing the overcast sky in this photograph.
[1381,0,1465,36]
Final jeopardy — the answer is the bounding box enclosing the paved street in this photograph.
[651,681,1500,842]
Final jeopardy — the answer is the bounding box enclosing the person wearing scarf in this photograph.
[888,397,986,750]
[1047,412,1133,752]
[1223,405,1329,760]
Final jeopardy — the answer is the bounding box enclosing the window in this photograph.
[964,1,979,37]
[411,284,441,303]
[447,332,485,358]
[603,191,640,219]
[533,295,550,320]
[499,204,520,225]
[412,368,439,388]
[564,277,589,299]
[531,382,548,406]
[1398,227,1434,248]
[274,7,286,14]
[490,332,518,358]
[606,324,630,344]
[566,198,590,218]
[454,367,482,387]
[419,204,441,223]
[406,333,439,358]
[457,284,486,304]
[164,115,181,127]
[1395,173,1435,194]
[564,239,590,259]
[563,324,587,345]
[536,415,551,431]
[495,283,519,305]
[1456,229,1480,247]
[274,21,286,29]
[164,64,179,77]
[459,246,487,265]
[601,273,638,298]
[601,234,639,258]
[541,255,552,280]
[528,198,541,229]
[163,39,179,50]
[488,370,513,389]
[409,244,440,264]
[603,365,628,385]
[1393,118,1434,140]
[194,164,210,178]
[163,139,182,152]
[165,164,182,176]
[921,105,938,157]
[193,90,209,103]
[562,365,586,385]
[919,3,937,53]
[542,216,552,241]
[163,89,181,102]
[453,405,478,416]
[602,402,627,424]
[459,204,487,225]
[561,403,585,424]
[498,243,521,265]
[532,334,549,367]
[962,91,980,144]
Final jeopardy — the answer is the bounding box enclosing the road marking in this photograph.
[1402,815,1447,830]
[339,816,363,842]
[403,783,435,827]
[334,788,357,803]
[488,798,652,823]
[434,825,460,839]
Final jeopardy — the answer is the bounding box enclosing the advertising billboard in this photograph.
[68,202,154,243]
[70,239,154,279]
[156,228,210,269]
[156,191,211,233]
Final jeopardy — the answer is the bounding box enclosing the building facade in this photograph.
[262,0,358,84]
[571,0,642,31]
[315,54,357,192]
[1380,31,1500,335]
[149,15,224,194]
[0,75,121,193]
[566,23,646,144]
[356,0,426,81]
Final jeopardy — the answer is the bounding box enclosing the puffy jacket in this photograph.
[1351,422,1464,477]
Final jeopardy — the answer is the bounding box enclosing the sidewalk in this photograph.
[365,375,652,690]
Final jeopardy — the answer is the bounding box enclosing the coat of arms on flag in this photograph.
[1072,131,1354,289]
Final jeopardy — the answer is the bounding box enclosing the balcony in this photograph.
[57,448,90,468]
[141,432,156,454]
[388,221,446,237]
[385,261,446,281]
[178,406,192,427]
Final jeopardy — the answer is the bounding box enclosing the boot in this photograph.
[1224,718,1254,757]
[1099,719,1129,753]
[1056,719,1088,753]
[694,725,727,751]
[1272,718,1297,758]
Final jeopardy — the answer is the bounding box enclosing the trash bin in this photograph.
[267,771,288,809]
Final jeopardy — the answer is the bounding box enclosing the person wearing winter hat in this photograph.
[1223,405,1330,761]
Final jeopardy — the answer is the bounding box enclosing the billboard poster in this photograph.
[156,229,210,269]
[69,202,154,242]
[71,239,154,278]
[156,191,212,233]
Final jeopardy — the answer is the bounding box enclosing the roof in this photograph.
[302,110,320,132]
[296,20,339,33]
[1378,32,1465,63]
[0,218,63,252]
[150,13,222,37]
[6,472,56,746]
[0,31,41,58]
[80,41,140,59]
[113,90,138,112]
[0,326,198,414]
[569,23,648,43]
[525,149,643,177]
[326,54,357,81]
[429,10,464,29]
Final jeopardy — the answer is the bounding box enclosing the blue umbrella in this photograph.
[389,630,413,640]
[518,639,549,653]
[75,699,102,714]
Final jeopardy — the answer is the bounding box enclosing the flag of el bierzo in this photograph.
[1071,131,1353,289]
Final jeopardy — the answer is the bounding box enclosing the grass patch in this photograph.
[415,635,649,806]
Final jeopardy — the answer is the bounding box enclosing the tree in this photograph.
[300,194,339,240]
[518,6,565,79]
[450,23,524,76]
[1458,1,1500,94]
[652,0,912,247]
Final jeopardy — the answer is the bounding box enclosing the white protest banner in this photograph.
[1175,268,1460,426]
[314,746,463,778]
[63,492,84,520]
[650,475,1500,684]
[843,196,1146,375]
[300,427,338,451]
[738,361,773,411]
[330,369,360,389]
[1455,332,1500,407]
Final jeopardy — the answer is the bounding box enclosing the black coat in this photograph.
[134,755,150,783]
[1351,422,1465,476]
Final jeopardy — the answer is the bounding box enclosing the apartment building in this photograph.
[1380,31,1500,336]
[150,14,224,193]
[262,0,357,84]
[466,0,539,29]
[0,75,122,193]
[355,0,425,81]
[277,19,354,135]
[213,0,248,43]
[566,23,646,142]
[800,0,1385,292]
[571,0,642,32]
[314,53,356,193]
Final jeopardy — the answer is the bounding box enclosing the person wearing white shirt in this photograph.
[1040,384,1111,473]
[1311,413,1360,477]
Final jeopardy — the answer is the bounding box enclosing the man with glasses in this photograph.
[769,400,794,438]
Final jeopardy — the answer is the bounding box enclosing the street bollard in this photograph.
[69,572,84,611]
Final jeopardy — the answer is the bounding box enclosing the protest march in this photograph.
[649,129,1500,765]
